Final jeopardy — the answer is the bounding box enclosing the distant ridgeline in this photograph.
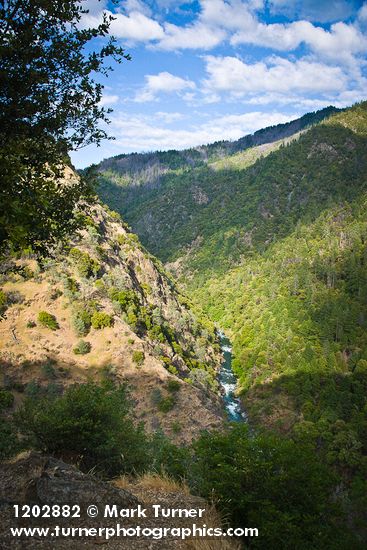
[96,105,339,189]
[97,102,367,533]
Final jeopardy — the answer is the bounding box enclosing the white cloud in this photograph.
[124,0,152,17]
[156,21,226,50]
[155,111,185,123]
[81,0,367,67]
[231,18,367,66]
[99,94,119,107]
[135,71,196,102]
[81,8,164,42]
[202,55,348,98]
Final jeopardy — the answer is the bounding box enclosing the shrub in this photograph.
[0,290,7,315]
[38,311,59,330]
[91,311,113,329]
[94,279,105,291]
[168,365,179,376]
[0,388,14,410]
[157,396,175,413]
[72,308,92,336]
[73,340,91,355]
[21,266,34,279]
[63,276,79,299]
[132,350,145,366]
[167,379,181,393]
[69,248,100,278]
[0,418,18,460]
[109,288,138,312]
[15,383,150,475]
[41,360,56,379]
[26,320,36,328]
[171,421,182,434]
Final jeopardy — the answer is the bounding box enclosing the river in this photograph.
[218,331,247,422]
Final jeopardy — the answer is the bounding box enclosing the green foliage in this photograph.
[69,248,100,278]
[190,424,358,549]
[157,396,175,413]
[0,0,129,253]
[132,350,145,366]
[0,418,18,460]
[41,360,56,379]
[150,432,190,479]
[0,389,14,410]
[167,379,180,393]
[63,276,79,299]
[15,383,149,475]
[38,311,59,330]
[109,287,138,312]
[0,290,7,315]
[73,340,91,355]
[91,311,113,329]
[72,306,93,336]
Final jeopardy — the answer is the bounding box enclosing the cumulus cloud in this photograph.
[156,21,226,50]
[81,5,164,42]
[135,71,196,102]
[80,0,367,67]
[202,56,348,98]
[99,94,119,107]
[231,19,367,66]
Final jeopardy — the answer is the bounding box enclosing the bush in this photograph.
[73,340,91,355]
[38,311,59,330]
[157,396,175,413]
[69,248,100,278]
[41,360,56,379]
[132,350,145,366]
[72,308,92,336]
[91,311,113,329]
[167,379,181,393]
[26,320,36,328]
[109,288,138,312]
[0,289,7,314]
[0,388,14,410]
[0,418,18,460]
[63,276,79,299]
[15,383,150,475]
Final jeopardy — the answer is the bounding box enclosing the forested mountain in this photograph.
[97,102,367,538]
[96,105,338,190]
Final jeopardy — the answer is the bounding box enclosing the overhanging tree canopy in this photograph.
[0,0,130,253]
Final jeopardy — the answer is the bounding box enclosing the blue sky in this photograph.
[71,0,367,168]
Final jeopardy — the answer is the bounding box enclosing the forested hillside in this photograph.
[98,102,367,538]
[97,105,338,202]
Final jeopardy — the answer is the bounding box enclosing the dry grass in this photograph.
[184,505,242,550]
[185,538,242,550]
[113,474,242,550]
[114,471,190,495]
